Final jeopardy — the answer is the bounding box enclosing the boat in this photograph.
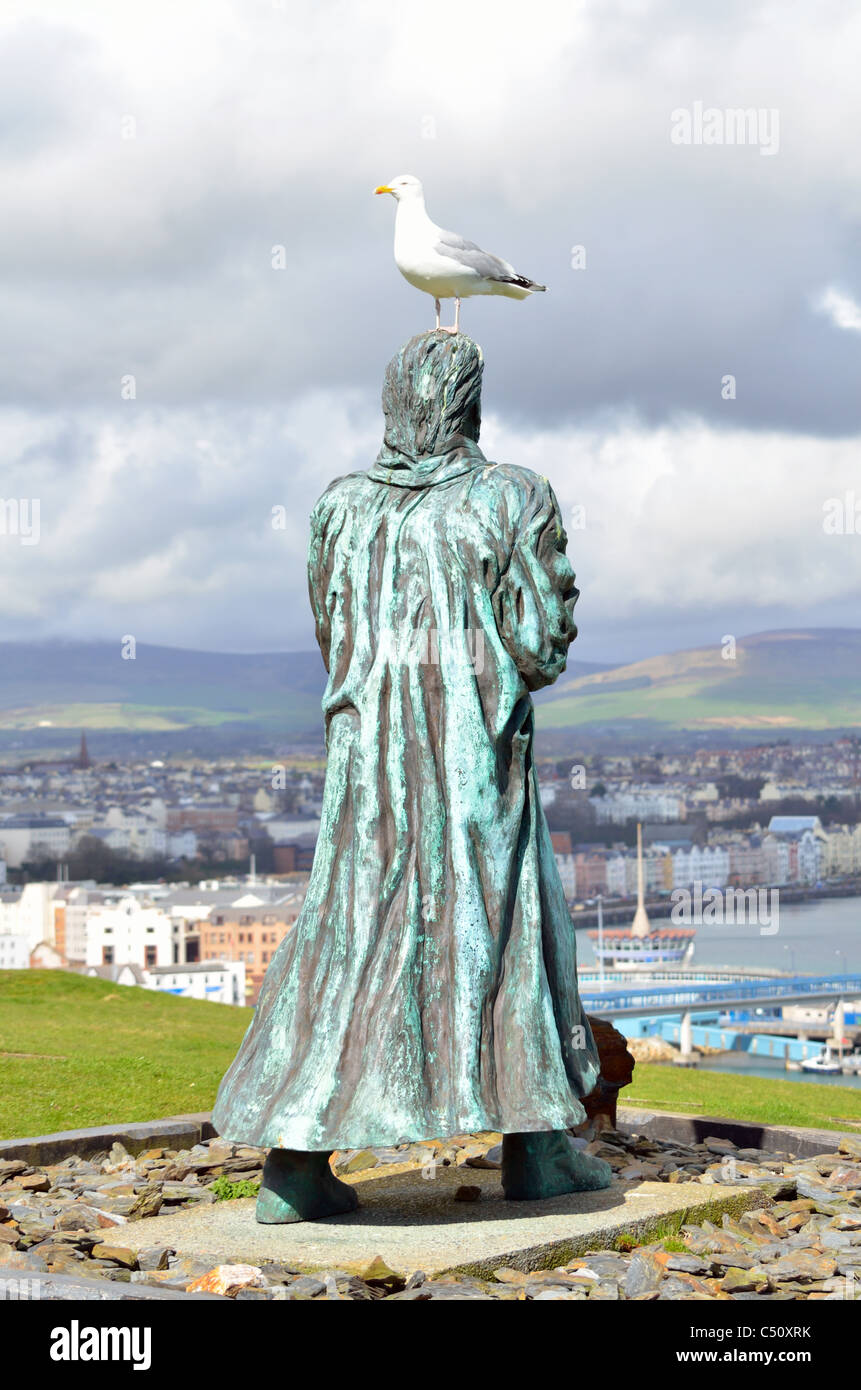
[800,1049,843,1074]
[588,823,695,972]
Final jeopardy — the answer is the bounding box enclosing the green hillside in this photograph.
[0,641,605,743]
[0,970,250,1138]
[1,630,859,746]
[535,629,861,734]
[0,641,327,737]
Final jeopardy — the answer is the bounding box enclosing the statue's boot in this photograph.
[501,1130,613,1201]
[256,1147,360,1224]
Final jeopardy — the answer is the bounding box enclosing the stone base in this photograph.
[106,1164,768,1279]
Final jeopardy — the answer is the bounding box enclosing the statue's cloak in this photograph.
[213,333,601,1150]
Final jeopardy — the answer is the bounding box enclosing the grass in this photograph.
[0,970,251,1138]
[3,973,861,1141]
[211,1175,261,1201]
[623,1062,861,1133]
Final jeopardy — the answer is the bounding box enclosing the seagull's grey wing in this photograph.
[435,228,513,280]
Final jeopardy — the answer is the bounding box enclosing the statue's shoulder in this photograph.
[466,461,559,515]
[310,471,370,525]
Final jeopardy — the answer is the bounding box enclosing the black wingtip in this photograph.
[500,274,547,292]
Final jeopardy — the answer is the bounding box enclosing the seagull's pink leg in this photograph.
[441,297,461,334]
[434,298,441,330]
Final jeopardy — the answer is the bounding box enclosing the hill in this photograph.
[0,630,858,751]
[0,640,607,747]
[0,641,328,742]
[534,629,861,736]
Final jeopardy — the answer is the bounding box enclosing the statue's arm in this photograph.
[492,475,579,691]
[307,487,340,672]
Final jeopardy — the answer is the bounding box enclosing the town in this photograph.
[0,734,858,1006]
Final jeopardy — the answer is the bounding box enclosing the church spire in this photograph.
[78,731,90,769]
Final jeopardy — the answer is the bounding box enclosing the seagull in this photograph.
[374,174,546,334]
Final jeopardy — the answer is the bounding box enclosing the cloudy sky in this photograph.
[1,0,860,665]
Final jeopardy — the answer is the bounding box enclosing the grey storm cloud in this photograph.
[1,0,860,662]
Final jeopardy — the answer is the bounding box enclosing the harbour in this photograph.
[577,883,861,1085]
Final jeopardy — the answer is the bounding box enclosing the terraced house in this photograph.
[199,890,305,1002]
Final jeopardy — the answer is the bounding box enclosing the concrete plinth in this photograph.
[107,1165,768,1279]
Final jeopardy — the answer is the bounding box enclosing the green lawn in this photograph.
[624,1063,861,1133]
[3,971,861,1140]
[0,971,251,1138]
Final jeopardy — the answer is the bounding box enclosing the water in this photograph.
[578,895,861,1088]
[578,895,861,975]
[695,1051,861,1091]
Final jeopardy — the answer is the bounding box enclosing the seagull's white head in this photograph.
[374,174,424,203]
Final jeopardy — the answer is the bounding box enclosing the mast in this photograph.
[631,821,651,938]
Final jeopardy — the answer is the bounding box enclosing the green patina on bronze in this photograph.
[213,330,603,1155]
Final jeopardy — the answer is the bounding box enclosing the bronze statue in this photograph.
[213,332,613,1219]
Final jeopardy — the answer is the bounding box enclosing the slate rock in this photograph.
[0,1162,29,1181]
[187,1263,265,1297]
[334,1149,379,1175]
[128,1186,163,1220]
[0,1248,44,1271]
[530,1287,587,1299]
[624,1252,665,1298]
[285,1275,326,1297]
[770,1250,838,1282]
[17,1174,50,1193]
[89,1244,139,1270]
[665,1254,710,1275]
[721,1266,771,1293]
[137,1246,172,1272]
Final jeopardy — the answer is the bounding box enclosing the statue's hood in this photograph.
[368,331,489,489]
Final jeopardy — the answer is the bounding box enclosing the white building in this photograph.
[554,852,576,898]
[0,816,71,869]
[767,816,827,885]
[85,898,174,969]
[167,830,198,860]
[672,845,731,891]
[85,807,168,858]
[0,934,29,969]
[605,854,628,897]
[57,886,104,963]
[798,829,823,885]
[823,825,861,878]
[0,883,61,950]
[146,961,245,1006]
[84,959,246,1006]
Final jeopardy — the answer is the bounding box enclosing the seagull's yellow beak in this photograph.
[374,185,392,195]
